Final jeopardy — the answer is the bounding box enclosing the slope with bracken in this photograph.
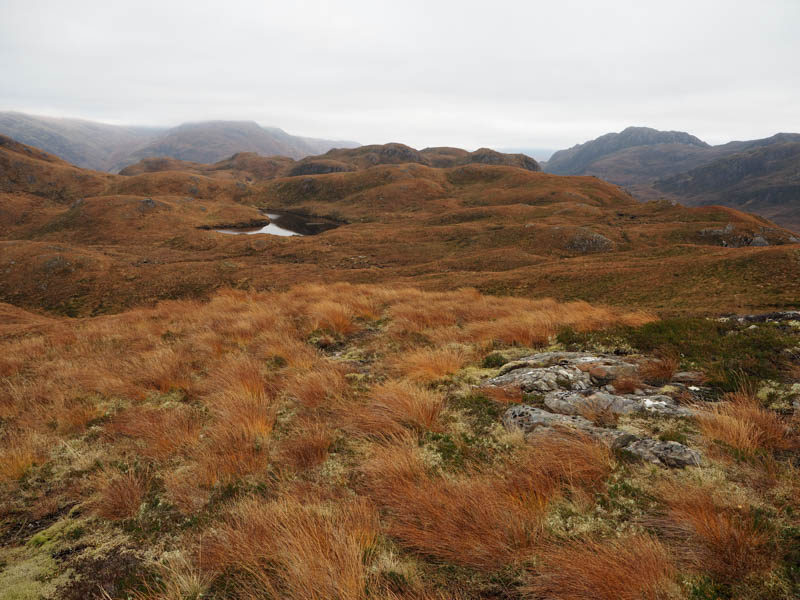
[1,135,799,317]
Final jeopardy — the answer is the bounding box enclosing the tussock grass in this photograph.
[0,431,48,482]
[654,481,774,582]
[109,405,201,460]
[11,284,785,597]
[393,346,472,382]
[285,364,351,411]
[524,534,676,600]
[278,419,334,471]
[91,468,149,520]
[367,380,445,433]
[640,351,680,386]
[363,431,613,570]
[200,496,378,600]
[696,387,796,455]
[132,551,213,600]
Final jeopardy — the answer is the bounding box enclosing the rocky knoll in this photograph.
[481,352,703,468]
[545,126,709,175]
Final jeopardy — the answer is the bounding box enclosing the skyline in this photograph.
[2,0,799,150]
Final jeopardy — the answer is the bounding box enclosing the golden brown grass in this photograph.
[639,351,680,386]
[393,346,471,382]
[163,466,210,514]
[308,299,359,335]
[696,388,796,455]
[194,426,270,487]
[0,431,47,482]
[132,551,213,600]
[508,431,615,505]
[363,431,613,570]
[654,481,774,582]
[578,397,620,427]
[91,468,149,520]
[611,374,642,394]
[278,420,334,471]
[200,496,378,600]
[365,451,546,569]
[285,364,351,411]
[109,405,201,460]
[524,534,676,600]
[0,284,681,596]
[366,380,445,432]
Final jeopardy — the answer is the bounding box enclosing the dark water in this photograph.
[215,211,340,237]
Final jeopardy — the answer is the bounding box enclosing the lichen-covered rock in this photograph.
[623,438,702,468]
[487,364,593,393]
[502,404,701,468]
[502,404,595,432]
[496,352,602,375]
[567,229,614,253]
[483,352,693,417]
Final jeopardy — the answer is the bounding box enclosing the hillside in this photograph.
[1,284,799,599]
[0,111,163,172]
[544,127,800,230]
[1,136,800,600]
[654,142,800,232]
[0,112,358,172]
[1,135,798,318]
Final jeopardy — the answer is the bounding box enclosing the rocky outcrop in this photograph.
[501,404,701,468]
[484,352,689,416]
[484,351,702,468]
[720,311,800,323]
[696,224,796,247]
[566,229,614,253]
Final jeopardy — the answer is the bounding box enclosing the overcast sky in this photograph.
[1,0,798,150]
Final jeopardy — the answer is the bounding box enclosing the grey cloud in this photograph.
[1,0,798,149]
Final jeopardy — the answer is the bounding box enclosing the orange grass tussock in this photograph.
[0,283,671,596]
[200,496,379,600]
[367,380,445,433]
[362,431,614,570]
[393,346,472,382]
[696,387,796,455]
[90,468,150,521]
[524,534,676,600]
[653,481,775,582]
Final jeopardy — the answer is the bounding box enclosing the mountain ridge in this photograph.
[543,127,800,231]
[0,111,358,172]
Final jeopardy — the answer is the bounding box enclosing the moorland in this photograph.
[0,133,799,600]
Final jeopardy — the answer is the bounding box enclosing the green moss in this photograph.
[658,430,689,445]
[481,352,508,369]
[449,393,503,435]
[0,548,63,600]
[559,319,799,393]
[686,576,733,599]
[0,518,84,599]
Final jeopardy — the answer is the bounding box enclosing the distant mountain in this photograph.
[119,120,358,170]
[545,126,709,175]
[0,112,163,172]
[544,126,800,231]
[0,112,358,172]
[655,141,800,232]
